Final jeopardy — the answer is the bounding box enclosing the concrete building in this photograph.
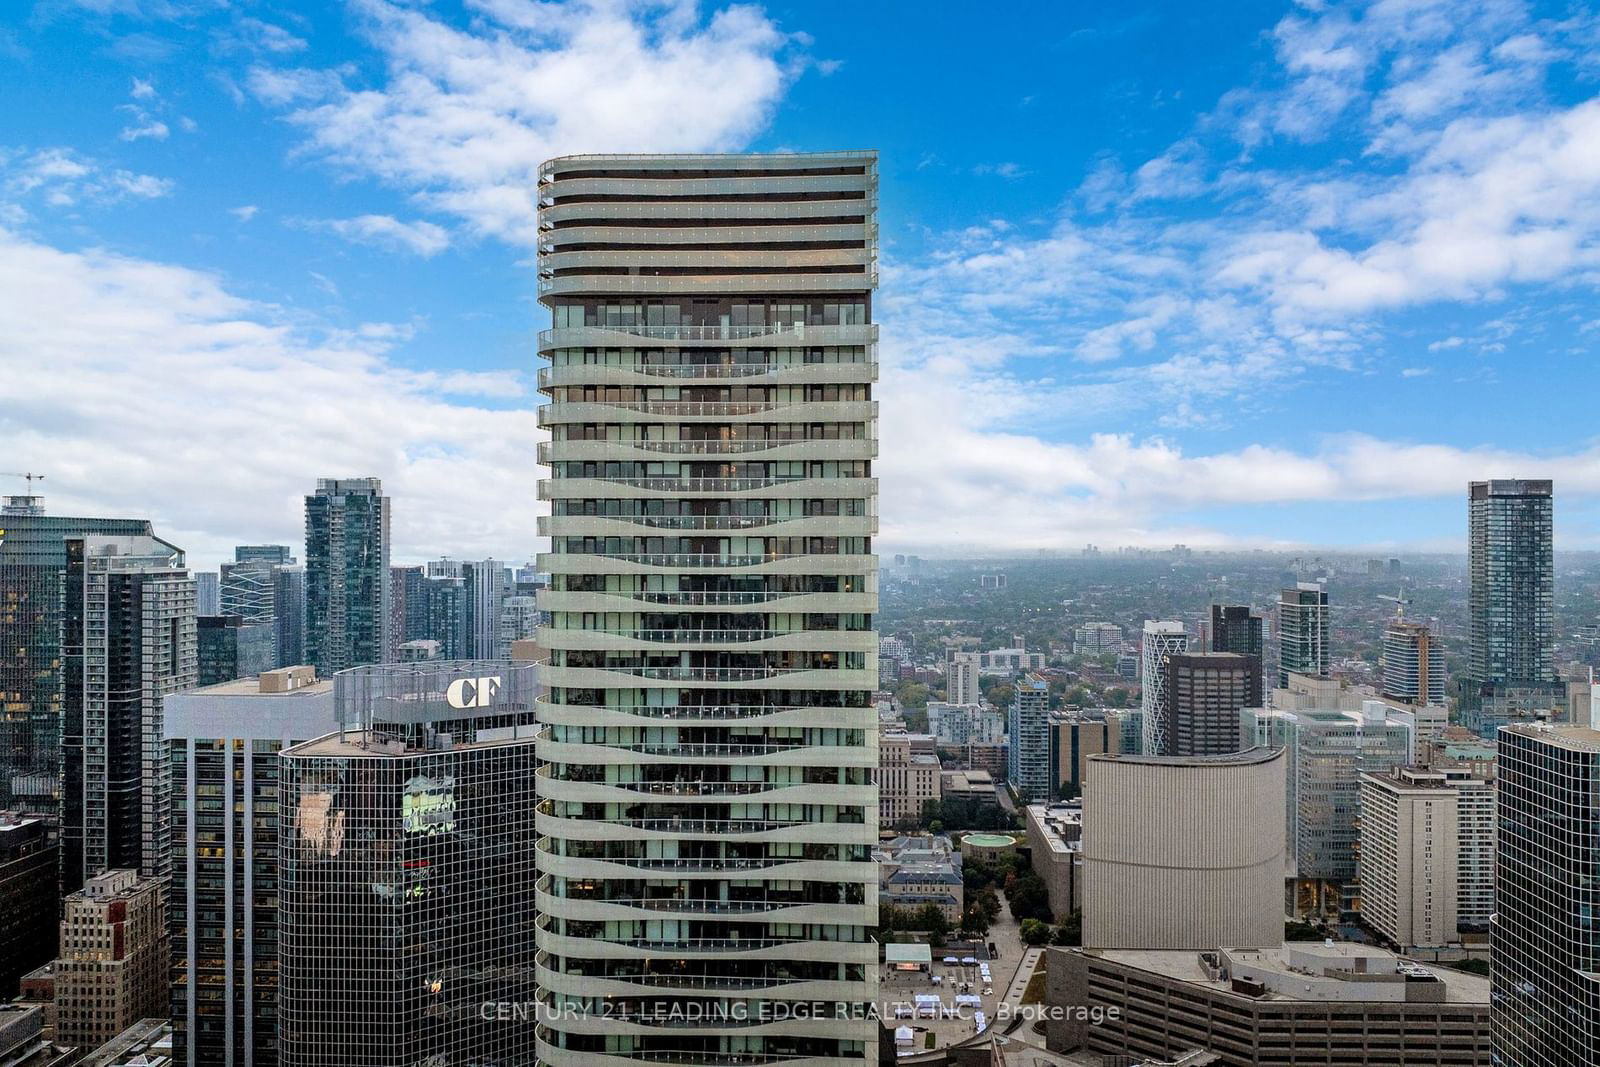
[530,150,881,1067]
[0,816,58,998]
[1382,619,1445,706]
[277,661,538,1067]
[396,638,441,662]
[1048,942,1491,1066]
[497,595,540,661]
[928,701,1004,745]
[1210,604,1264,707]
[62,534,195,889]
[1161,652,1253,757]
[1025,801,1083,920]
[1008,673,1052,802]
[54,870,166,1052]
[879,725,940,827]
[939,769,998,806]
[0,497,153,821]
[946,652,982,706]
[1081,748,1286,950]
[195,571,219,616]
[964,741,1008,780]
[0,1003,78,1067]
[1047,710,1119,799]
[1465,479,1559,734]
[164,668,338,1067]
[1491,723,1600,1067]
[1138,621,1188,754]
[303,477,392,676]
[461,557,507,660]
[1072,622,1122,655]
[1277,583,1329,688]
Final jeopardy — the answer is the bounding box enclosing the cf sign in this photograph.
[446,675,502,710]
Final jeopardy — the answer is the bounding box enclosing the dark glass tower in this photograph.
[1466,479,1557,731]
[1276,583,1329,689]
[1491,724,1600,1066]
[1210,604,1264,707]
[304,478,392,675]
[0,496,151,817]
[277,662,539,1067]
[1162,651,1253,757]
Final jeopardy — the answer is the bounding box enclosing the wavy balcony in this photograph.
[535,809,869,841]
[535,589,877,614]
[536,774,875,809]
[538,171,872,203]
[535,879,873,928]
[537,399,877,426]
[532,699,879,728]
[540,221,870,249]
[542,248,872,277]
[540,625,876,653]
[538,514,876,538]
[538,480,877,507]
[532,1034,869,1067]
[537,322,875,353]
[536,736,876,770]
[538,439,877,464]
[538,363,876,391]
[538,273,876,298]
[538,197,873,229]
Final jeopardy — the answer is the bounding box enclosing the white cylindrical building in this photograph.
[1082,746,1286,950]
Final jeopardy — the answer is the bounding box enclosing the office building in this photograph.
[62,534,195,889]
[1210,604,1264,707]
[878,725,940,827]
[498,595,539,660]
[272,566,306,669]
[277,661,538,1067]
[389,564,428,644]
[1162,651,1253,757]
[220,558,273,621]
[1466,479,1559,732]
[195,571,220,615]
[1048,942,1491,1066]
[0,497,152,817]
[1008,672,1053,801]
[1382,619,1445,706]
[459,558,507,659]
[303,478,392,675]
[1139,620,1188,754]
[928,701,1003,745]
[1047,710,1119,799]
[421,575,467,658]
[1491,724,1600,1067]
[0,816,58,998]
[196,615,275,685]
[54,870,166,1052]
[1277,583,1329,687]
[1359,766,1495,949]
[1081,747,1286,950]
[533,151,880,1067]
[1025,801,1084,919]
[165,667,337,1067]
[1072,621,1122,655]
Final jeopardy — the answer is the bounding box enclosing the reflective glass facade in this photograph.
[304,478,393,675]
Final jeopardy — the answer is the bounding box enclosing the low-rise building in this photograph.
[941,769,999,806]
[81,1018,171,1067]
[964,741,1008,781]
[1025,802,1083,921]
[0,1003,80,1067]
[1048,942,1491,1066]
[875,835,963,926]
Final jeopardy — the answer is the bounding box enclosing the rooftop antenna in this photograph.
[1377,591,1411,619]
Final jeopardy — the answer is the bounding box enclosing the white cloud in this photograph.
[249,0,796,243]
[119,118,170,142]
[0,227,538,570]
[130,77,156,99]
[2,147,173,211]
[229,204,258,222]
[307,213,451,256]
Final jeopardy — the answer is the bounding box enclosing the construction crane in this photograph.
[2,472,45,489]
[1377,591,1411,619]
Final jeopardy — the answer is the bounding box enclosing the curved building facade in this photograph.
[533,153,880,1067]
[1082,747,1286,950]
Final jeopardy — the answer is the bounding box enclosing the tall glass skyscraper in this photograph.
[1276,583,1329,688]
[1491,723,1600,1066]
[533,152,881,1066]
[1466,479,1557,730]
[0,496,152,817]
[304,478,392,675]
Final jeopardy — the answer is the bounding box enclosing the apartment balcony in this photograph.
[532,1034,870,1067]
[538,439,877,464]
[535,809,871,844]
[536,662,875,693]
[531,699,879,730]
[537,195,874,229]
[535,770,875,809]
[535,735,876,769]
[538,362,876,391]
[539,273,875,298]
[534,876,872,927]
[533,956,867,1003]
[542,247,872,276]
[535,924,874,968]
[538,170,873,203]
[534,840,867,884]
[537,477,877,504]
[540,625,877,654]
[536,399,877,425]
[536,551,877,579]
[538,514,876,538]
[535,589,877,615]
[540,222,869,252]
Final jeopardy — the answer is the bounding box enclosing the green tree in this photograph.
[896,681,930,710]
[914,903,951,945]
[1052,910,1082,946]
[985,683,1015,710]
[1105,687,1130,708]
[1019,918,1052,946]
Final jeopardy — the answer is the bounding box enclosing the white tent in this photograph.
[894,1026,914,1047]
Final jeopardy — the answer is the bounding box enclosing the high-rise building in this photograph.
[196,615,275,685]
[1081,747,1286,950]
[1466,479,1558,732]
[220,545,297,668]
[497,595,539,660]
[1008,672,1052,801]
[533,151,881,1066]
[1161,651,1253,757]
[272,566,306,668]
[53,869,166,1052]
[166,666,337,1067]
[304,478,392,675]
[1048,710,1119,799]
[1072,621,1122,655]
[947,650,981,705]
[1277,583,1329,688]
[277,661,538,1067]
[878,725,939,826]
[462,557,507,659]
[388,564,428,645]
[195,571,220,615]
[1491,723,1600,1067]
[62,534,195,889]
[234,545,294,565]
[1210,604,1264,707]
[1381,618,1446,706]
[0,816,58,998]
[1139,620,1188,755]
[0,497,152,817]
[421,574,467,657]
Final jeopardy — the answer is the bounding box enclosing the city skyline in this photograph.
[5,1,1600,563]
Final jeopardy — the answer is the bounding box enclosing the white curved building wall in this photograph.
[1082,747,1286,949]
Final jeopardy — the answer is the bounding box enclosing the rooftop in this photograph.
[284,725,537,759]
[1091,745,1281,768]
[1502,722,1600,752]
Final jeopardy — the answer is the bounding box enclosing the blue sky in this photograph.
[3,0,1600,569]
